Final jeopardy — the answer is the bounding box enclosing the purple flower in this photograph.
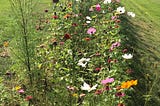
[96,4,101,11]
[87,27,96,35]
[101,78,114,85]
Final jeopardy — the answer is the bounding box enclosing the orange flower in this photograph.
[121,80,138,89]
[64,14,71,18]
[130,80,138,85]
[121,82,131,89]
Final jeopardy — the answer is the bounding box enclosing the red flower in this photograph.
[118,103,125,106]
[115,25,119,28]
[85,37,91,41]
[95,67,101,72]
[25,95,33,101]
[107,58,112,63]
[64,33,71,39]
[94,89,103,95]
[104,86,111,91]
[115,19,121,23]
[72,23,78,27]
[116,92,125,97]
[52,15,58,19]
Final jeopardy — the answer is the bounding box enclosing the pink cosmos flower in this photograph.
[87,27,96,35]
[111,16,117,20]
[116,0,120,3]
[110,42,121,51]
[101,78,114,85]
[18,89,24,93]
[95,4,101,11]
[112,42,121,47]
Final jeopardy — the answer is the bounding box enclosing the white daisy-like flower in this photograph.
[77,58,90,67]
[86,16,92,20]
[86,16,92,24]
[122,54,133,59]
[86,21,91,23]
[116,7,125,14]
[81,82,98,92]
[104,0,112,4]
[127,12,136,17]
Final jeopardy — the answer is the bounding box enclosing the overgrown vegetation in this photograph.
[0,0,160,106]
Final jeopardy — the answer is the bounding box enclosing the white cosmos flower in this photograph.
[81,82,98,92]
[127,12,136,17]
[116,7,125,14]
[86,21,91,23]
[122,54,133,59]
[86,16,92,20]
[86,16,92,24]
[77,58,90,67]
[104,0,112,4]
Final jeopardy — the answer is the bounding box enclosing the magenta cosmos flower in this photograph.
[96,4,101,11]
[101,78,114,85]
[110,42,121,51]
[87,27,96,35]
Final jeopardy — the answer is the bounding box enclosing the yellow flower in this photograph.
[3,41,9,47]
[15,86,21,90]
[72,93,78,98]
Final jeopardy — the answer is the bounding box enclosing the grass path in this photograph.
[122,0,160,105]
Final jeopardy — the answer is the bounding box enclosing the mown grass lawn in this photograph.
[122,0,160,105]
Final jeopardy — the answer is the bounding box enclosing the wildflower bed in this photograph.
[0,0,137,106]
